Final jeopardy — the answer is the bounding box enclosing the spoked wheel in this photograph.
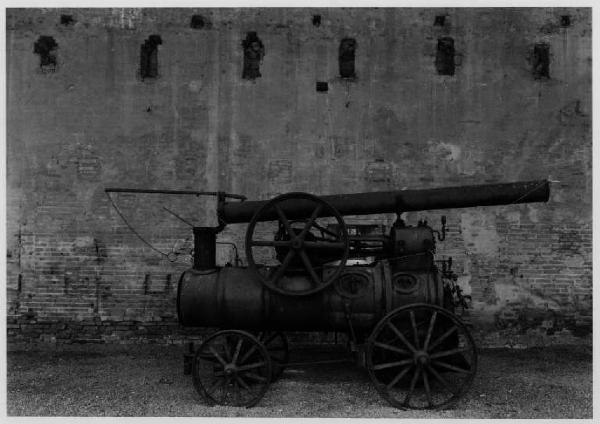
[245,192,350,296]
[256,331,289,380]
[192,330,272,407]
[366,304,477,410]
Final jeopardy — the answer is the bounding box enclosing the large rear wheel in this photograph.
[366,304,477,410]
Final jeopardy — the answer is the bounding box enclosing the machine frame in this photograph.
[106,179,550,410]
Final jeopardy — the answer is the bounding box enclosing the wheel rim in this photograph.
[192,330,272,407]
[256,331,289,380]
[245,192,349,296]
[366,304,477,410]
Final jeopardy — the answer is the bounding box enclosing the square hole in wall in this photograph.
[316,81,328,92]
[190,14,206,29]
[60,14,75,26]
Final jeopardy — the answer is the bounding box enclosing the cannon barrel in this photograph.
[219,179,550,224]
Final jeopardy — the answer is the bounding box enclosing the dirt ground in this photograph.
[6,342,592,418]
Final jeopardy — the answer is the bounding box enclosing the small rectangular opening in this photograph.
[190,14,206,29]
[60,15,75,26]
[339,38,357,79]
[435,37,455,76]
[242,32,265,80]
[316,81,328,92]
[34,36,58,72]
[532,43,550,79]
[140,35,162,80]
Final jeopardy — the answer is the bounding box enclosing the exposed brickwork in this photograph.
[7,8,592,346]
[6,316,208,345]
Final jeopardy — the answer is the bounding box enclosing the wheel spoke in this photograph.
[235,374,251,391]
[232,338,243,364]
[427,325,458,353]
[409,310,420,349]
[387,321,417,353]
[222,336,232,362]
[219,376,230,403]
[427,364,456,395]
[206,376,226,397]
[268,250,296,285]
[311,221,340,238]
[432,359,472,374]
[236,361,266,372]
[209,347,228,367]
[423,311,438,351]
[386,366,412,389]
[372,358,413,370]
[263,332,279,346]
[422,368,433,407]
[430,347,470,360]
[274,204,293,235]
[299,250,320,285]
[239,345,258,364]
[298,204,323,240]
[373,341,411,356]
[233,377,241,405]
[403,366,421,407]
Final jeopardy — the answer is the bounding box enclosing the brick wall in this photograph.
[7,8,592,346]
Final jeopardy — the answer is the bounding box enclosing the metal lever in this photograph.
[104,187,247,201]
[433,215,447,241]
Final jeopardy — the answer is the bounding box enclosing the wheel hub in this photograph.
[290,238,303,249]
[414,351,430,366]
[224,364,236,375]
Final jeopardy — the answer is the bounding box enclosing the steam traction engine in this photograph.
[109,180,550,410]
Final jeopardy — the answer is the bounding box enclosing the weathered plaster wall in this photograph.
[6,8,592,345]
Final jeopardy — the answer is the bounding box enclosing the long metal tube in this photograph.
[105,187,247,200]
[219,179,550,224]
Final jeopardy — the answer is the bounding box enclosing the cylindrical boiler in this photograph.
[177,260,444,334]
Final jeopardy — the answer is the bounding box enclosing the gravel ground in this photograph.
[7,342,592,418]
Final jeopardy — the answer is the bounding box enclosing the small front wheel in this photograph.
[192,330,272,407]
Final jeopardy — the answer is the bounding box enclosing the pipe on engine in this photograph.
[218,180,550,224]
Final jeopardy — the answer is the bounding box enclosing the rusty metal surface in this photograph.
[218,180,550,224]
[177,261,444,333]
